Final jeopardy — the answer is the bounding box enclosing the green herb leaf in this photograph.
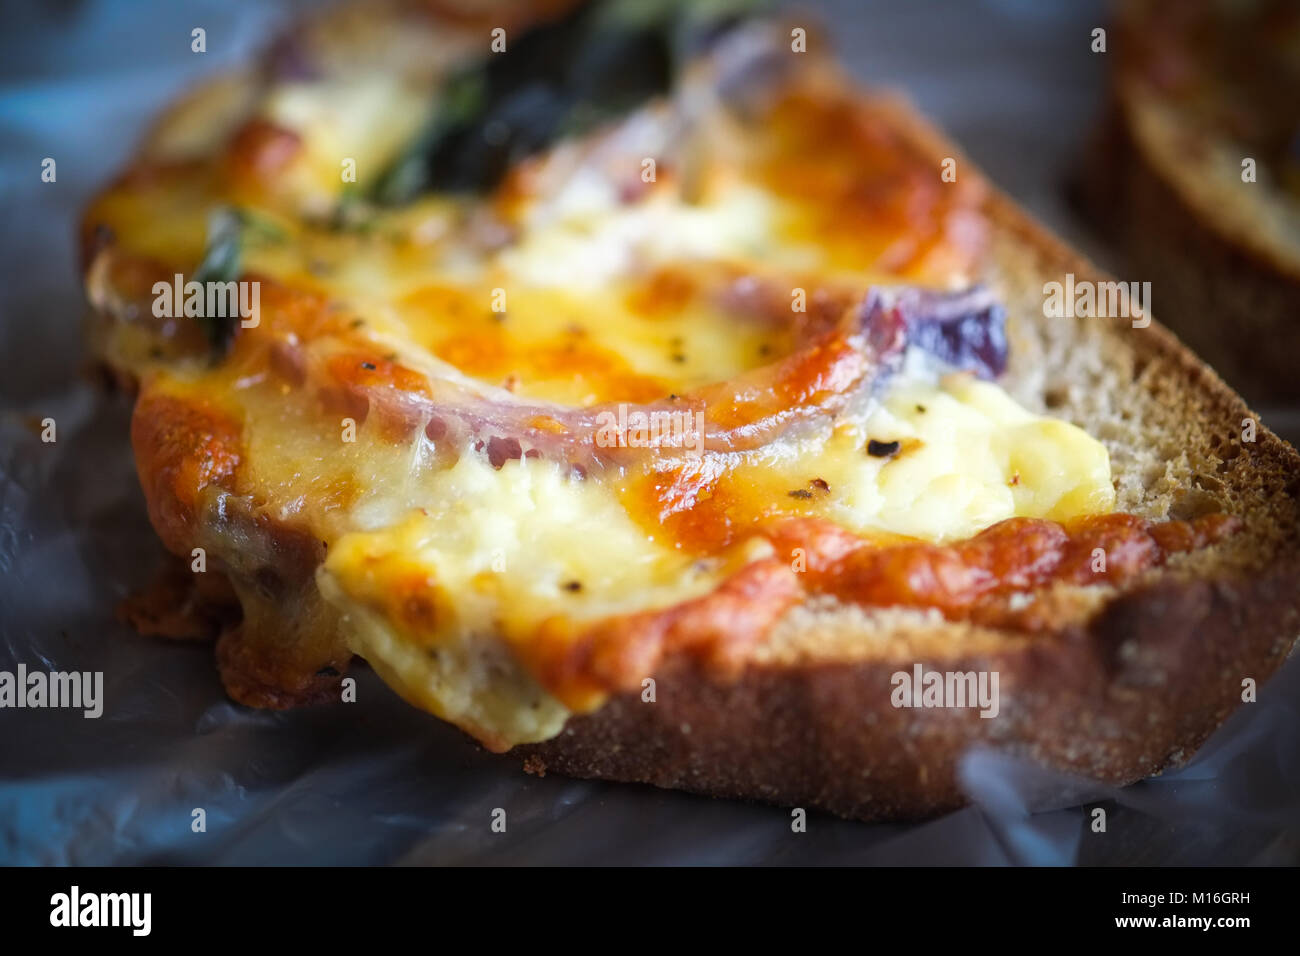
[371,0,769,204]
[192,207,244,356]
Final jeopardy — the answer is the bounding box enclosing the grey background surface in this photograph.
[1,0,1298,865]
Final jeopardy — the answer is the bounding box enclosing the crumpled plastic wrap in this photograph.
[2,0,1298,865]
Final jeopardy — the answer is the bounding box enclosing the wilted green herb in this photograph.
[372,69,487,205]
[371,0,770,204]
[191,207,243,355]
[238,207,289,245]
[189,206,292,355]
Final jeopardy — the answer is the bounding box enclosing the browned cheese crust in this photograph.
[81,2,1300,821]
[521,99,1300,820]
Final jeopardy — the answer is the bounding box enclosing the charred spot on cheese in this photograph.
[867,439,901,458]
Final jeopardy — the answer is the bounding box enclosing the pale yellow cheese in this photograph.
[90,45,1121,750]
[319,371,1115,747]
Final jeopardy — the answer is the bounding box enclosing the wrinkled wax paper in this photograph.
[2,0,1298,865]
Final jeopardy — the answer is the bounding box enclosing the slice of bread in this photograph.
[83,0,1300,824]
[521,95,1300,822]
[1077,0,1300,402]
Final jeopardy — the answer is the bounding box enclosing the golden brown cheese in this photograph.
[85,14,1126,748]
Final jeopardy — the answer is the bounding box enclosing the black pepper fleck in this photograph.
[867,439,902,458]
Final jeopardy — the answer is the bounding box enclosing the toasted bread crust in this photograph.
[82,6,1300,822]
[519,99,1300,820]
[1079,94,1300,401]
[520,567,1300,821]
[1078,0,1300,401]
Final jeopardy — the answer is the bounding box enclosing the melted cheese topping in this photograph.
[85,19,1117,748]
[703,371,1115,546]
[317,365,1114,745]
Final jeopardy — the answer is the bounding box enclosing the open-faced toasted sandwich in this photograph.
[83,0,1300,821]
